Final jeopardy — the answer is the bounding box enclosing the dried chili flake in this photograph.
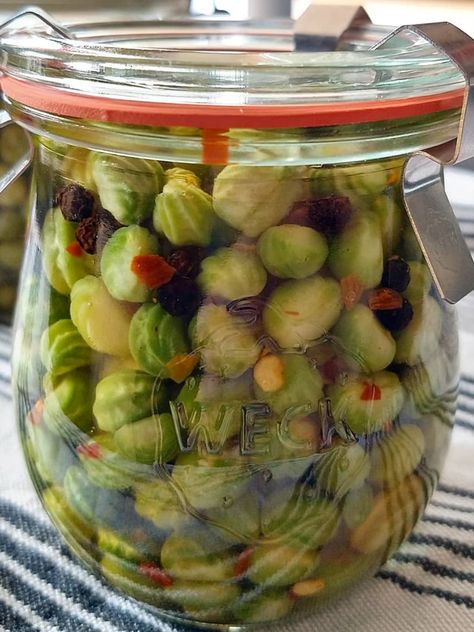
[55,183,95,223]
[131,255,176,290]
[166,353,199,384]
[66,241,83,258]
[368,288,403,311]
[386,168,401,187]
[360,383,382,402]
[76,443,102,460]
[234,548,253,578]
[340,273,364,311]
[139,562,173,587]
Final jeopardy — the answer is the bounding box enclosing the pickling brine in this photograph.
[13,139,457,626]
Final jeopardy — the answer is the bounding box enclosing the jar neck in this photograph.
[7,99,460,166]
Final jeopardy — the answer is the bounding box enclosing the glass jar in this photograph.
[3,12,473,629]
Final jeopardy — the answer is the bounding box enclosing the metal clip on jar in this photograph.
[2,5,474,629]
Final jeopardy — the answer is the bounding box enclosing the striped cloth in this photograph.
[1,168,474,631]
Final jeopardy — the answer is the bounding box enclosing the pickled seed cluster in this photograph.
[18,147,458,626]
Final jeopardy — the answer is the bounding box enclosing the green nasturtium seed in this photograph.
[171,452,251,512]
[129,303,189,378]
[165,167,201,188]
[90,153,164,225]
[70,276,133,357]
[40,319,92,376]
[263,276,342,350]
[79,434,145,490]
[114,413,179,464]
[134,478,190,532]
[233,591,294,624]
[197,247,267,301]
[328,213,384,289]
[213,165,309,238]
[332,304,396,373]
[403,261,432,304]
[369,424,425,489]
[394,296,443,366]
[257,224,328,279]
[93,370,168,433]
[154,180,215,247]
[254,354,323,416]
[43,368,95,434]
[247,543,320,588]
[194,304,260,378]
[42,207,95,295]
[312,442,371,498]
[261,489,340,549]
[371,195,404,256]
[327,370,404,436]
[160,531,236,582]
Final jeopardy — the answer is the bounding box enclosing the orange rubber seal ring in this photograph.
[1,76,465,129]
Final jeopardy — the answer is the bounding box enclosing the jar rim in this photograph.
[0,18,466,129]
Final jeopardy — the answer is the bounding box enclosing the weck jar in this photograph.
[2,8,474,629]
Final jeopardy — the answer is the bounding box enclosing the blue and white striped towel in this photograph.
[0,168,473,632]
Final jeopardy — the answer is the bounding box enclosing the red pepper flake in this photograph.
[360,383,382,402]
[386,168,401,187]
[368,288,403,311]
[340,274,364,311]
[234,548,253,578]
[284,310,300,316]
[76,442,102,460]
[131,255,176,290]
[66,241,83,258]
[165,353,200,384]
[28,400,44,426]
[139,562,173,587]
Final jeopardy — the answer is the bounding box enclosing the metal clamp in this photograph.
[294,4,371,51]
[0,5,74,39]
[374,24,474,303]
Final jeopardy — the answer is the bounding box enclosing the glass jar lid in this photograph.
[0,15,465,129]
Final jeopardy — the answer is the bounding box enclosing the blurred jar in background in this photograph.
[0,124,29,322]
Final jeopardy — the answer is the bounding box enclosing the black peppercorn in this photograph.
[76,216,98,254]
[381,256,411,293]
[307,195,353,237]
[374,298,414,332]
[55,183,95,223]
[166,247,203,279]
[156,276,201,317]
[96,208,122,254]
[75,207,122,255]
